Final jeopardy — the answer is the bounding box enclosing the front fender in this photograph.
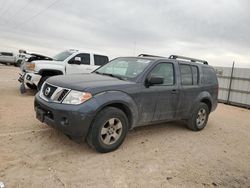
[93,91,139,129]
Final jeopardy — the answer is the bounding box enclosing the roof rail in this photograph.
[138,54,166,58]
[169,55,208,65]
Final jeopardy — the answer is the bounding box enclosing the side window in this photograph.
[191,66,199,85]
[72,53,90,65]
[94,55,109,66]
[180,64,192,85]
[150,63,174,85]
[1,52,13,56]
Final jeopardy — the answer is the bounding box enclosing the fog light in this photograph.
[61,117,69,126]
[26,75,32,80]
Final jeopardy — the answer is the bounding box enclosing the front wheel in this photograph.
[87,107,129,153]
[187,102,209,131]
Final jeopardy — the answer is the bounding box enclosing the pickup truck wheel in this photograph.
[87,107,128,153]
[187,102,209,131]
[37,76,49,91]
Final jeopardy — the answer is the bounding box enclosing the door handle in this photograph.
[171,89,178,94]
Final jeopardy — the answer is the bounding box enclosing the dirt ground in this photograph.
[0,66,249,188]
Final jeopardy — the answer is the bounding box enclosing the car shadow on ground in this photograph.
[36,120,188,154]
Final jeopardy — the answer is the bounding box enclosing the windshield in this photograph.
[95,57,152,79]
[53,51,74,61]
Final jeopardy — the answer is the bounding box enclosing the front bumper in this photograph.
[34,94,97,139]
[18,72,41,86]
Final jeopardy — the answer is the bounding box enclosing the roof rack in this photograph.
[138,54,166,58]
[169,55,208,65]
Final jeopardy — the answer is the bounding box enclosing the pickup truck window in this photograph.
[96,57,151,79]
[71,53,90,65]
[150,63,174,85]
[53,51,74,61]
[94,55,109,66]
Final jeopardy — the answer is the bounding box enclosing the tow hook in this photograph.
[18,73,26,94]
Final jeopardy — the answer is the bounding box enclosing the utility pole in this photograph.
[227,61,235,104]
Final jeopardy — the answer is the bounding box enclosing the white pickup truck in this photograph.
[18,49,109,92]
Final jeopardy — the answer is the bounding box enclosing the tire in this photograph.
[37,76,48,91]
[187,102,209,131]
[87,107,129,153]
[15,60,22,67]
[26,83,37,90]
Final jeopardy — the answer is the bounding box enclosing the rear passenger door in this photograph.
[148,62,180,121]
[177,64,200,118]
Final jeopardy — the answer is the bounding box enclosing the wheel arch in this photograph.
[93,91,139,130]
[200,98,212,112]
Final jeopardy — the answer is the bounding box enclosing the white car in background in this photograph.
[0,52,16,65]
[18,49,109,92]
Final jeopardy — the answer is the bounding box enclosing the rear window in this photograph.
[202,67,217,85]
[94,55,109,66]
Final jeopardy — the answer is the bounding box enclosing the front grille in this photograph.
[40,82,70,103]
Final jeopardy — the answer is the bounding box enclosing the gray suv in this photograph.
[34,54,218,153]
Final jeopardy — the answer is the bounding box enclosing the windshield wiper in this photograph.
[95,72,125,80]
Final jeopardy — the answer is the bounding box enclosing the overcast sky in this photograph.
[0,0,250,67]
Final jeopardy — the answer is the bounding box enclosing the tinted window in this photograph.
[94,55,109,66]
[180,64,192,85]
[72,53,90,65]
[1,52,13,56]
[191,66,199,85]
[150,63,174,85]
[202,67,217,85]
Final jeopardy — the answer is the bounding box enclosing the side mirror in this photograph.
[146,75,164,87]
[69,57,81,65]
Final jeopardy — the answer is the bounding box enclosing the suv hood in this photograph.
[46,73,135,93]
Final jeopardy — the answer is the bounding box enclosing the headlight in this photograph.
[62,90,92,105]
[26,63,35,71]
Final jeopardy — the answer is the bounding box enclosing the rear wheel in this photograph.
[37,76,49,91]
[187,102,209,131]
[87,107,128,153]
